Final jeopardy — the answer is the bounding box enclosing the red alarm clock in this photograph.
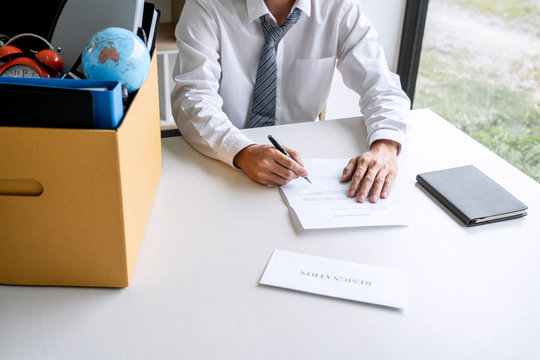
[0,33,63,78]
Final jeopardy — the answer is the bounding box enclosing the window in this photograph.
[413,0,540,182]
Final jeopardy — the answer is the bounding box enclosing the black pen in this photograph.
[268,135,312,184]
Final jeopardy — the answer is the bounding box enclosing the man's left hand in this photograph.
[341,139,399,203]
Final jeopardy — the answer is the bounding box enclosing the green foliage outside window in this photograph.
[414,0,540,182]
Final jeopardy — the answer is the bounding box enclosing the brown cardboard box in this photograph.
[0,57,162,287]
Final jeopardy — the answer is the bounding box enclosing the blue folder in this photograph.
[0,77,123,130]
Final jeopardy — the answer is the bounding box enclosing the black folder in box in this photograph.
[0,83,95,129]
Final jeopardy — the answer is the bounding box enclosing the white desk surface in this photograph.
[1,109,539,359]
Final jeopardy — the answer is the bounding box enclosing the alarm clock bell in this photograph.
[0,33,63,78]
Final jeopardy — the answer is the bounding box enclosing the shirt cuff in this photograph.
[368,129,406,156]
[220,134,256,169]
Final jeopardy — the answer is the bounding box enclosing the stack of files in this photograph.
[0,77,123,130]
[140,2,161,56]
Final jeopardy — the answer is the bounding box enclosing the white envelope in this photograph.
[260,249,410,309]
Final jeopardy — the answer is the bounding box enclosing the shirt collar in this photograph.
[294,0,311,18]
[246,0,311,23]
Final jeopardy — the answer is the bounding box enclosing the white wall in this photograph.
[324,0,407,120]
[149,0,173,23]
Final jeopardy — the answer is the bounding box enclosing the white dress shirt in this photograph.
[171,0,410,167]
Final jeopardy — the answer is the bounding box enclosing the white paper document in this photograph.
[280,159,408,229]
[260,249,410,308]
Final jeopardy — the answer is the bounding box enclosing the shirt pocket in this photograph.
[290,56,337,113]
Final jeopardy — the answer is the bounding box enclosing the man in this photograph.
[171,0,410,203]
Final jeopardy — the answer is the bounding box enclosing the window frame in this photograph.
[397,0,430,105]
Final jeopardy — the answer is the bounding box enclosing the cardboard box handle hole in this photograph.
[0,179,44,196]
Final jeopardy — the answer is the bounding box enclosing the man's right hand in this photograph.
[233,144,308,186]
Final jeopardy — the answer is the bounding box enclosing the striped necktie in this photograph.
[249,8,302,128]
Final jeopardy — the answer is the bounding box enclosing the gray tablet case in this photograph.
[417,165,528,226]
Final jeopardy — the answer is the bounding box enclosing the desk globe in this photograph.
[82,27,150,93]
